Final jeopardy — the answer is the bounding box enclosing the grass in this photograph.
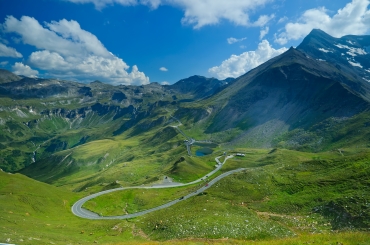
[275,111,370,152]
[109,232,370,245]
[0,170,148,245]
[168,155,216,182]
[2,92,370,244]
[207,147,370,231]
[2,145,370,244]
[137,195,294,241]
[19,123,189,191]
[70,146,370,243]
[83,185,200,216]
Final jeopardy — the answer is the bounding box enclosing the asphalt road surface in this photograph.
[71,155,243,220]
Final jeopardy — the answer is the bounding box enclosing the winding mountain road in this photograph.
[71,155,246,220]
[72,111,240,220]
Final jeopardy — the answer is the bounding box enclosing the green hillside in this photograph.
[2,148,370,244]
[0,170,147,244]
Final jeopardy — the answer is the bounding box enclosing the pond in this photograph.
[195,147,213,156]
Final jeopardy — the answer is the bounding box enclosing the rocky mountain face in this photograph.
[297,29,370,99]
[173,30,370,148]
[0,69,21,84]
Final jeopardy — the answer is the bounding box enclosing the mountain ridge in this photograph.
[0,29,370,172]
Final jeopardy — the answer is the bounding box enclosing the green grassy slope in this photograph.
[19,110,220,192]
[0,170,151,244]
[2,144,370,244]
[66,147,370,243]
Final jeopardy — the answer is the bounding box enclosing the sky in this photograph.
[0,0,369,85]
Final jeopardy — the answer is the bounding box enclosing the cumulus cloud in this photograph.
[275,0,370,45]
[67,0,273,29]
[259,26,269,40]
[0,42,23,58]
[12,62,39,77]
[208,40,287,79]
[2,16,149,85]
[227,37,247,44]
[159,67,168,71]
[161,81,170,85]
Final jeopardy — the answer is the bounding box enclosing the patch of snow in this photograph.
[319,48,331,53]
[363,77,370,82]
[347,40,355,45]
[317,59,326,62]
[365,69,370,73]
[348,60,363,68]
[335,44,350,49]
[347,51,358,56]
[335,44,367,55]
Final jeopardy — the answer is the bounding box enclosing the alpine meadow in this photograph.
[1,0,370,244]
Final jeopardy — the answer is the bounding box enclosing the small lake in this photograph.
[195,147,213,156]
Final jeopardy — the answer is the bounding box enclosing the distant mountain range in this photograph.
[0,29,370,174]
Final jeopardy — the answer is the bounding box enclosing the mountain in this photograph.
[297,29,370,99]
[0,69,21,84]
[0,72,231,172]
[173,32,370,149]
[166,75,234,100]
[1,29,370,174]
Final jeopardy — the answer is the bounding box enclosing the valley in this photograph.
[1,29,370,244]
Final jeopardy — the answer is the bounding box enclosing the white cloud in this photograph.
[259,26,269,40]
[12,62,39,77]
[208,40,288,79]
[67,0,273,29]
[2,16,149,85]
[67,0,138,9]
[0,42,22,58]
[275,0,370,45]
[250,14,274,27]
[0,61,9,66]
[161,81,170,85]
[159,67,168,71]
[277,16,288,24]
[227,37,247,44]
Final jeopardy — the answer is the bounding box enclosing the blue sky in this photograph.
[0,0,369,85]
